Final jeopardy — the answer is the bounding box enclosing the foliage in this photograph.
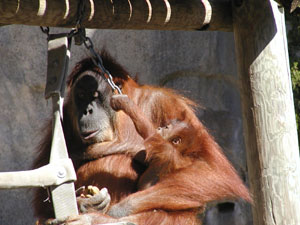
[291,62,300,130]
[286,9,300,140]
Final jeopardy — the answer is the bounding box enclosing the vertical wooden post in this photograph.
[232,0,300,224]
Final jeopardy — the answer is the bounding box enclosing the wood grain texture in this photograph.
[233,0,300,224]
[0,0,232,31]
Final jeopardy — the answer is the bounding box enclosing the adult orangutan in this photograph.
[33,51,251,225]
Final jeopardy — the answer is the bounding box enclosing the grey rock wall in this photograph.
[0,25,252,225]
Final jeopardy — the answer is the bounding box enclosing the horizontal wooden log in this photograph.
[0,0,232,31]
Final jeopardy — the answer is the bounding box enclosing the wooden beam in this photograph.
[0,0,232,31]
[232,0,300,224]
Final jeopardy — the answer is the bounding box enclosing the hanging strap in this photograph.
[0,32,78,221]
[46,33,78,220]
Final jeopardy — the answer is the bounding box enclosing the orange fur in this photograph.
[32,52,251,225]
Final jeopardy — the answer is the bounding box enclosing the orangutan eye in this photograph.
[171,137,181,145]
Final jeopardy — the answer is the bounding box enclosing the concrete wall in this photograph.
[0,25,252,225]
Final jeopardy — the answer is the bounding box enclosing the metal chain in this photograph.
[81,33,122,94]
[75,0,86,30]
[40,26,50,37]
[40,0,122,95]
[73,0,122,94]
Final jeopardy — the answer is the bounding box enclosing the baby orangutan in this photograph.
[110,95,200,190]
[138,120,196,190]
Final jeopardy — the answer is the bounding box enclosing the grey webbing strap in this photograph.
[0,159,75,189]
[46,34,78,220]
